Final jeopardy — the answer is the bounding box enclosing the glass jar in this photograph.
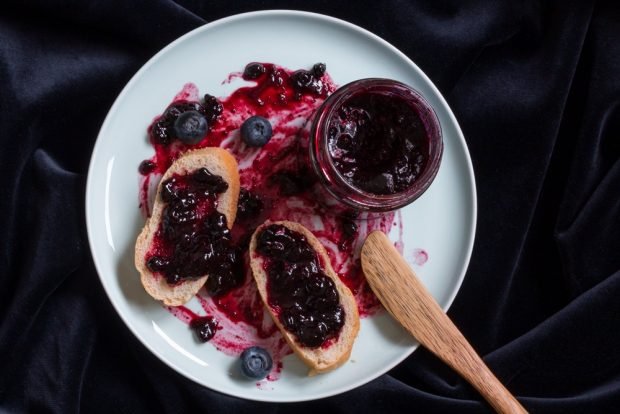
[307,78,443,214]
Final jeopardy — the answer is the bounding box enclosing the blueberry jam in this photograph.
[150,101,208,145]
[268,168,316,196]
[237,189,263,220]
[240,62,331,104]
[138,160,156,175]
[243,62,267,80]
[190,316,219,342]
[327,92,430,195]
[140,63,403,378]
[256,224,345,348]
[146,167,243,292]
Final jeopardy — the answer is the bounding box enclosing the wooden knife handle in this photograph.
[362,231,527,414]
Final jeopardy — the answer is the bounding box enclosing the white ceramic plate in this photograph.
[86,10,476,402]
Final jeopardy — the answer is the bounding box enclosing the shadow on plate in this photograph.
[367,309,418,348]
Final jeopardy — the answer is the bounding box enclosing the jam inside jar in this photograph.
[308,78,443,213]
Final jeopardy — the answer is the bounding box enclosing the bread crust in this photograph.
[134,148,240,306]
[249,220,360,375]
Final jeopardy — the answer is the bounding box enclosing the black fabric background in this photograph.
[1,1,619,412]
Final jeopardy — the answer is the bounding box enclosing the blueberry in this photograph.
[192,167,229,194]
[291,70,313,89]
[364,173,396,194]
[146,256,169,272]
[240,116,273,147]
[243,62,266,80]
[341,218,358,240]
[150,120,171,144]
[138,160,156,175]
[203,94,223,122]
[205,267,242,296]
[161,178,178,203]
[172,110,208,144]
[165,273,182,285]
[237,189,263,219]
[190,316,218,342]
[240,347,273,380]
[312,63,326,78]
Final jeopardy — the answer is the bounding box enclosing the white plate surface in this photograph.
[86,10,476,402]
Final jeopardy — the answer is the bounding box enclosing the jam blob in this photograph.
[145,167,243,293]
[236,189,264,221]
[327,91,430,195]
[241,61,329,101]
[256,224,345,348]
[138,160,156,175]
[190,316,219,342]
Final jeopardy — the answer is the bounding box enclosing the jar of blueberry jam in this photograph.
[308,78,443,213]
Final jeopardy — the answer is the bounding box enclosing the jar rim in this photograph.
[309,78,443,212]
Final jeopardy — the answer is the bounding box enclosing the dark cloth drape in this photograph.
[1,1,619,412]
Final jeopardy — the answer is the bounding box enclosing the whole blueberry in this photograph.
[240,116,273,147]
[312,62,326,77]
[173,110,208,144]
[240,346,273,380]
[243,62,266,80]
[138,160,156,175]
[189,316,219,342]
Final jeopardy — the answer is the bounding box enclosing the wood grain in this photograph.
[361,231,527,414]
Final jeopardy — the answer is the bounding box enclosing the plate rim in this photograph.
[85,9,477,402]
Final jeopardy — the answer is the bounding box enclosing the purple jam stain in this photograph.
[256,224,345,348]
[145,167,243,293]
[236,189,264,221]
[412,248,429,266]
[267,168,317,196]
[327,92,430,194]
[140,62,336,183]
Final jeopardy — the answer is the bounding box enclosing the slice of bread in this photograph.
[249,220,360,375]
[135,147,240,306]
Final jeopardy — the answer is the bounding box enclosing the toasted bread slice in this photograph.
[135,148,240,306]
[249,220,360,375]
